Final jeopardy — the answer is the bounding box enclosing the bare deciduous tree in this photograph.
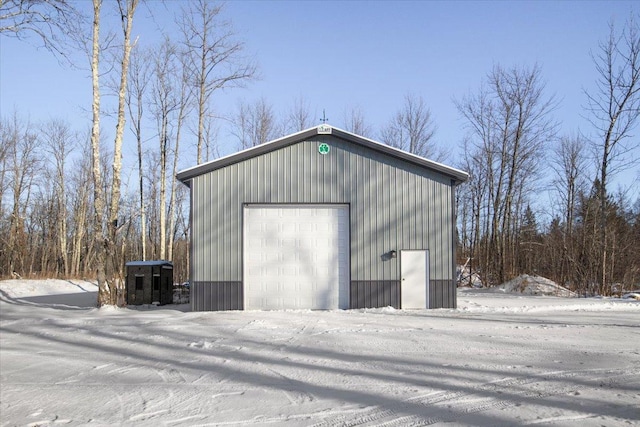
[127,44,151,260]
[108,0,138,305]
[41,118,76,276]
[89,0,106,303]
[69,143,93,277]
[380,93,446,160]
[200,113,220,162]
[0,116,16,219]
[178,0,257,164]
[145,35,194,263]
[342,105,373,138]
[232,97,278,150]
[167,49,194,262]
[456,64,557,285]
[2,112,40,276]
[550,135,587,286]
[549,133,588,287]
[91,0,139,307]
[285,96,314,133]
[0,0,80,54]
[149,37,179,261]
[585,16,640,294]
[553,134,587,238]
[456,135,490,286]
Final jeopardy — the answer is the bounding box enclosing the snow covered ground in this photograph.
[1,279,639,426]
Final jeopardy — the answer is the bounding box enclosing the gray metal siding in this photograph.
[191,281,242,311]
[429,279,457,309]
[350,281,400,309]
[190,135,455,306]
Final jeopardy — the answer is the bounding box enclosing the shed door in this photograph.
[152,274,160,303]
[244,205,349,310]
[133,275,144,304]
[401,250,429,309]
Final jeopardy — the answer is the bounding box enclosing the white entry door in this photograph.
[244,205,349,310]
[401,250,429,309]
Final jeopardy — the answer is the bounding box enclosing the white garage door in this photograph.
[244,205,350,310]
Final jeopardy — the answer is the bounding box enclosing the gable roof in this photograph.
[176,125,469,186]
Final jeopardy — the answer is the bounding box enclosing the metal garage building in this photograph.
[177,125,468,311]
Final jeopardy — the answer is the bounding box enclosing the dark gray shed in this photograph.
[177,125,468,311]
[125,260,173,305]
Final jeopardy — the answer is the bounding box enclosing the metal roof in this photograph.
[176,125,469,186]
[125,260,173,267]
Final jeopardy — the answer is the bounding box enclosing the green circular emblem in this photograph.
[318,143,330,155]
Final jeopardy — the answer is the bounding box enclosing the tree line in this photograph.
[456,19,640,295]
[1,1,638,303]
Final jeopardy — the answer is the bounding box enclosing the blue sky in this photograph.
[0,1,638,199]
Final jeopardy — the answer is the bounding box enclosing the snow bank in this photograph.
[0,278,98,298]
[622,292,640,300]
[457,292,640,313]
[0,278,99,309]
[483,274,577,297]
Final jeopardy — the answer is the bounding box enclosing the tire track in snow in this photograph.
[308,367,635,427]
[427,368,634,425]
[522,413,600,424]
[156,366,187,383]
[310,407,398,427]
[267,367,316,404]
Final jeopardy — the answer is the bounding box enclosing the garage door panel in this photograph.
[247,222,263,233]
[281,223,296,233]
[244,205,349,310]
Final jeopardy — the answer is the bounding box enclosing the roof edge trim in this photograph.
[176,125,469,185]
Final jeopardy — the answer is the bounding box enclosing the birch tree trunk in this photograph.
[109,0,138,305]
[94,0,138,306]
[90,0,109,306]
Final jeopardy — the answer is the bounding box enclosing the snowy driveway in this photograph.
[1,280,639,426]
